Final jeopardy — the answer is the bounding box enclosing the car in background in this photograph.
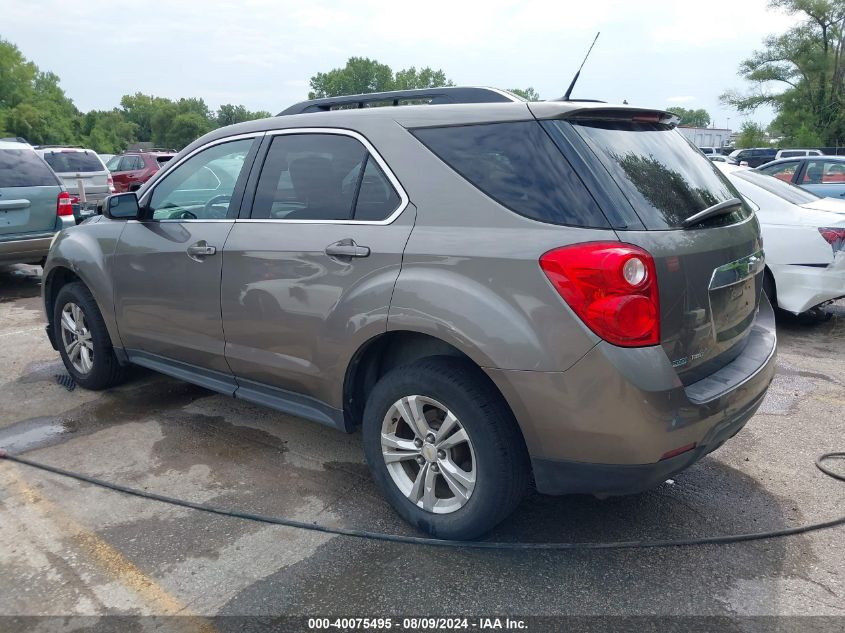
[105,150,176,192]
[35,147,114,224]
[98,153,115,165]
[756,155,845,198]
[727,147,778,167]
[698,146,720,156]
[0,140,75,265]
[775,149,822,160]
[716,163,845,315]
[709,154,730,163]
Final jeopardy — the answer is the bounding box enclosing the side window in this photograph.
[353,157,402,220]
[252,134,369,220]
[759,161,798,183]
[413,121,607,228]
[147,138,254,220]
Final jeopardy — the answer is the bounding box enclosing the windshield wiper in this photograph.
[683,197,743,228]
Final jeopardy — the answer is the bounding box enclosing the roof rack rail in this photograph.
[278,86,522,116]
[35,145,86,150]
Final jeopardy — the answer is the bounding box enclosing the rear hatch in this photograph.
[40,149,109,202]
[0,148,62,236]
[549,110,763,383]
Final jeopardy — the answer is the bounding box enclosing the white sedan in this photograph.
[716,163,845,314]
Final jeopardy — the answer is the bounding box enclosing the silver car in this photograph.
[35,147,114,223]
[43,87,777,539]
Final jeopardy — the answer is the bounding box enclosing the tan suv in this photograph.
[43,88,777,539]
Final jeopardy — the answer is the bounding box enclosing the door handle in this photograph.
[325,239,370,258]
[186,241,217,261]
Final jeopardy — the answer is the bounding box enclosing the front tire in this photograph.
[362,357,530,540]
[54,282,125,390]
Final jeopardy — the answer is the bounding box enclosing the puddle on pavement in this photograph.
[0,416,79,453]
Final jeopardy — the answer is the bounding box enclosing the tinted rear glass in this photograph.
[0,149,58,187]
[564,120,750,229]
[412,121,608,228]
[42,151,104,173]
[733,168,820,204]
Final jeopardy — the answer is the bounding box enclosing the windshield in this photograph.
[732,169,821,205]
[565,119,750,229]
[42,151,104,173]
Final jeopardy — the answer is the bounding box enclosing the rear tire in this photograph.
[54,282,126,390]
[362,356,530,540]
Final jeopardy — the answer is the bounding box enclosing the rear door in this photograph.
[797,159,845,198]
[221,130,414,410]
[548,114,763,383]
[112,136,260,382]
[0,148,61,237]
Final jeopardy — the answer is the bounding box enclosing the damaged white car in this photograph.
[717,163,845,315]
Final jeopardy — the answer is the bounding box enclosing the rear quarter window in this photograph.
[411,121,608,228]
[42,151,104,173]
[0,149,59,187]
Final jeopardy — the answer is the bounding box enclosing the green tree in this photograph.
[308,57,454,99]
[508,87,541,101]
[722,0,845,145]
[80,110,138,154]
[735,121,770,148]
[666,106,711,127]
[216,104,272,127]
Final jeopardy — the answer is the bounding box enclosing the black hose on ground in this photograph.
[1,448,843,550]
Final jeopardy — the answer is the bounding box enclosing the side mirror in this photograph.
[104,193,140,220]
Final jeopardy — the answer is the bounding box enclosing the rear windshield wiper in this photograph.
[682,197,744,228]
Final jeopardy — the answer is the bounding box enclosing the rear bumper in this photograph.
[0,234,54,264]
[771,255,845,314]
[486,294,777,495]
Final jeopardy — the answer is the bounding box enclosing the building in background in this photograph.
[676,126,732,148]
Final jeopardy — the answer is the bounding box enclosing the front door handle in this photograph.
[325,239,370,258]
[186,241,217,261]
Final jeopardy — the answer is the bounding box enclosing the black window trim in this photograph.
[240,127,409,225]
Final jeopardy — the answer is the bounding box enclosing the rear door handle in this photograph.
[186,241,217,261]
[325,239,370,258]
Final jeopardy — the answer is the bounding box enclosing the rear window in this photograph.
[563,120,751,229]
[412,121,608,228]
[733,169,821,205]
[0,149,58,187]
[41,150,104,173]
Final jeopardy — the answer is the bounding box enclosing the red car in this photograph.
[105,150,176,192]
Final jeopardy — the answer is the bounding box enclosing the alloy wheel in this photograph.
[380,395,476,514]
[60,302,94,374]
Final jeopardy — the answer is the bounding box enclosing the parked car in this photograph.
[43,88,777,539]
[0,140,75,265]
[756,155,845,198]
[727,147,778,167]
[717,163,845,314]
[709,154,730,163]
[698,146,718,155]
[775,149,822,159]
[105,150,176,193]
[35,147,114,223]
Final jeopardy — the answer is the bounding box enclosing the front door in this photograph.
[112,136,260,383]
[221,130,414,411]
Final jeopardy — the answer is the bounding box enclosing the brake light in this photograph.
[818,227,845,250]
[540,242,660,347]
[107,173,115,193]
[57,191,73,216]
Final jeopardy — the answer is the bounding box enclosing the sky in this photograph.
[3,0,796,130]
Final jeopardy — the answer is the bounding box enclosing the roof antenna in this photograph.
[562,32,600,101]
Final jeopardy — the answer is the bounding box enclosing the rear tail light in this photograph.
[818,227,845,251]
[540,242,660,347]
[107,173,115,193]
[57,191,74,216]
